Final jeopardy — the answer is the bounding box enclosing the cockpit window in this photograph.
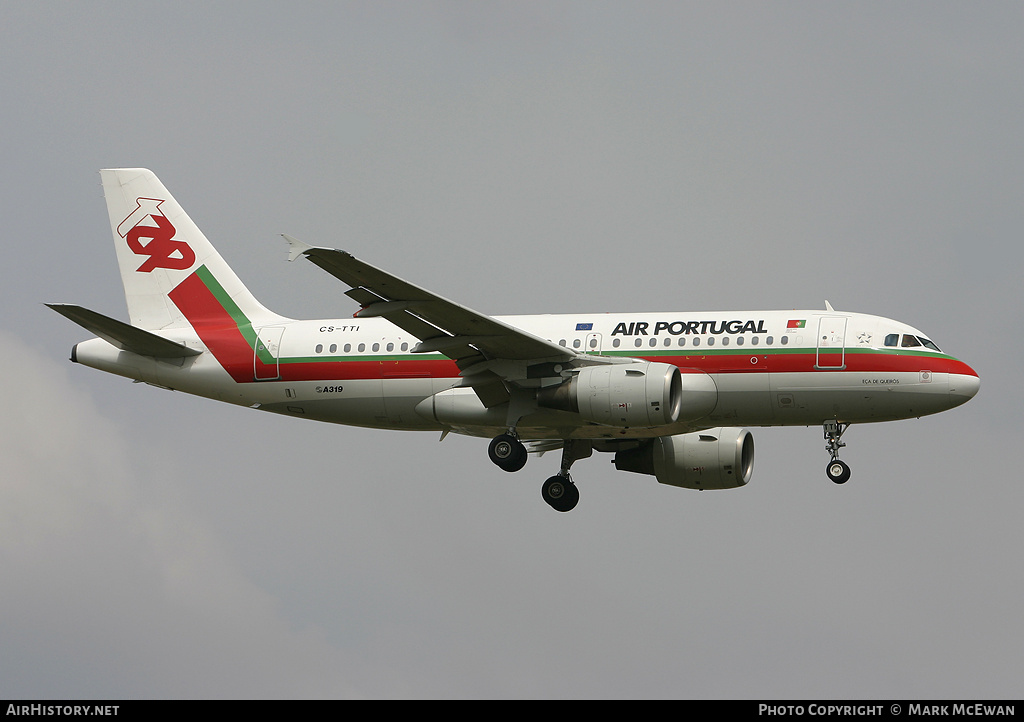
[885,332,941,351]
[896,334,942,351]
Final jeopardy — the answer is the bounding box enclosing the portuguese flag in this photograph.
[787,319,806,329]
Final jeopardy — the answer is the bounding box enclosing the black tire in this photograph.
[826,459,851,484]
[542,475,579,512]
[488,434,527,472]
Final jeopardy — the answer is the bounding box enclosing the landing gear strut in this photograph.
[541,440,591,512]
[823,421,851,484]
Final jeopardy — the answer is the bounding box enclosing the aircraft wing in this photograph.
[285,237,578,406]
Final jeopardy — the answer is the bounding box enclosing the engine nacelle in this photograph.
[613,427,754,490]
[538,362,716,428]
[537,362,680,427]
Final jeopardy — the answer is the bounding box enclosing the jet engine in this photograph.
[537,362,716,428]
[613,427,754,490]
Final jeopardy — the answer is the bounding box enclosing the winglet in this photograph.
[282,234,319,262]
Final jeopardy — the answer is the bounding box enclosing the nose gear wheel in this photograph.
[823,421,851,484]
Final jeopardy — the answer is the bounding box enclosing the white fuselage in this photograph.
[72,308,979,441]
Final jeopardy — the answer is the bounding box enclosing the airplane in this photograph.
[50,168,980,512]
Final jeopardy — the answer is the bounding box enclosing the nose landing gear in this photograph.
[826,458,851,484]
[823,421,851,484]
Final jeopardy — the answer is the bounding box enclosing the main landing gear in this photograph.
[487,433,590,512]
[823,420,851,484]
[541,476,579,513]
[487,432,527,472]
[541,440,590,512]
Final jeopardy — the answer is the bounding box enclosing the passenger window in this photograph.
[707,337,715,346]
[401,342,408,351]
[358,343,365,352]
[751,337,759,346]
[315,344,323,353]
[678,338,686,347]
[386,342,394,352]
[692,338,701,347]
[736,337,744,346]
[766,336,774,345]
[612,338,620,348]
[372,343,380,352]
[559,339,566,347]
[329,344,337,353]
[344,343,351,353]
[901,334,921,348]
[721,337,729,346]
[573,339,581,349]
[663,338,671,347]
[590,338,598,349]
[649,338,657,347]
[635,339,643,348]
[780,336,788,345]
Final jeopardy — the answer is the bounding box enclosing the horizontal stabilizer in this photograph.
[47,304,201,358]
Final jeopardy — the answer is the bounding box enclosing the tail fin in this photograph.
[100,168,283,331]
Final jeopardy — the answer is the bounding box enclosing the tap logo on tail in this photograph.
[117,198,196,273]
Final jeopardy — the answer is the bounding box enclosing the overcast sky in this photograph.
[2,1,1020,699]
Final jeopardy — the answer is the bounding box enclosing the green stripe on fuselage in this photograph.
[193,265,279,363]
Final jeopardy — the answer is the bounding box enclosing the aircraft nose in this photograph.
[948,368,980,406]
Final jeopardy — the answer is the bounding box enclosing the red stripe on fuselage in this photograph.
[643,352,976,377]
[261,351,973,385]
[277,358,461,382]
[168,271,976,384]
[168,272,257,383]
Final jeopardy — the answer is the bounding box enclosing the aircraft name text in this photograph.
[611,320,768,336]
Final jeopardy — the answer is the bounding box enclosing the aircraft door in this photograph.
[815,317,847,370]
[255,326,285,380]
